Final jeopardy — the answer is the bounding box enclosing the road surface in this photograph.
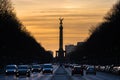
[0,65,120,80]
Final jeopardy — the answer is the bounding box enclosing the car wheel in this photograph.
[94,73,96,75]
[27,74,30,77]
[81,73,84,76]
[16,75,19,77]
[118,71,120,75]
[72,73,74,75]
[5,73,8,75]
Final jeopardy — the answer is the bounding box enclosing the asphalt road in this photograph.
[65,67,120,80]
[0,65,58,80]
[0,65,120,80]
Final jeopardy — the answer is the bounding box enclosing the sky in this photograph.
[11,0,118,56]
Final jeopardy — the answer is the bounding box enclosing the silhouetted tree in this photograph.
[70,1,120,65]
[0,0,53,64]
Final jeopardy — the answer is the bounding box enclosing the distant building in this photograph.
[65,42,84,57]
[65,45,76,55]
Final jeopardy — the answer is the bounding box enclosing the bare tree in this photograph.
[0,0,13,14]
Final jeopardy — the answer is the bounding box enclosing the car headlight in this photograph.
[6,70,8,72]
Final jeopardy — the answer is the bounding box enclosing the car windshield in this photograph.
[6,66,16,69]
[74,67,81,70]
[44,65,52,68]
[18,66,28,69]
[32,65,40,68]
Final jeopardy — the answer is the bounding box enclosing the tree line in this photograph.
[69,1,120,65]
[0,0,53,64]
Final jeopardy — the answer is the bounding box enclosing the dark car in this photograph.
[5,65,17,75]
[86,66,96,75]
[72,66,84,76]
[16,65,31,77]
[42,64,53,74]
[31,65,41,73]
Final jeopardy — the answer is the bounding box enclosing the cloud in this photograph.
[11,0,118,52]
[20,14,103,26]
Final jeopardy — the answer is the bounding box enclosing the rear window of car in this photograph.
[88,68,94,70]
[18,66,28,69]
[32,65,40,68]
[74,67,82,70]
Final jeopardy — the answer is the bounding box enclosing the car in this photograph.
[72,66,84,76]
[99,66,105,71]
[16,65,31,77]
[5,65,17,75]
[86,66,96,75]
[104,65,111,72]
[31,65,41,73]
[42,64,53,74]
[112,66,120,75]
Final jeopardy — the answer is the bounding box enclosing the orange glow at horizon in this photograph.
[11,0,118,57]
